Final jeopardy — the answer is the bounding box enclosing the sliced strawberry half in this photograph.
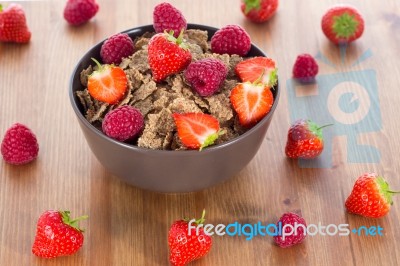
[235,57,277,87]
[173,113,222,150]
[87,58,128,104]
[230,82,274,127]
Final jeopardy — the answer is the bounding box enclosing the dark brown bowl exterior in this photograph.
[69,24,280,192]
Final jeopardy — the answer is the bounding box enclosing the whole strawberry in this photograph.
[321,4,364,44]
[273,212,307,248]
[0,3,31,43]
[345,173,399,218]
[1,123,39,165]
[211,25,251,57]
[285,119,332,159]
[153,2,187,38]
[100,33,134,65]
[241,0,279,23]
[32,210,88,258]
[184,58,228,97]
[148,31,192,82]
[63,0,99,26]
[168,210,212,266]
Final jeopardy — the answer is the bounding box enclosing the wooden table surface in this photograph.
[1,0,400,265]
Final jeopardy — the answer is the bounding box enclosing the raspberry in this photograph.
[292,54,319,82]
[102,106,144,142]
[273,212,307,248]
[184,58,228,97]
[153,2,187,38]
[1,123,39,165]
[63,0,99,26]
[100,33,135,65]
[211,25,251,56]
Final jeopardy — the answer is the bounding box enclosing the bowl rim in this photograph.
[69,23,280,155]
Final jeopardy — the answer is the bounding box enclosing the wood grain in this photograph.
[1,0,400,265]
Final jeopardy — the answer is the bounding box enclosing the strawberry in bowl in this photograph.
[69,2,279,192]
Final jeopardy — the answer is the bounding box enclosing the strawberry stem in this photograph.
[70,215,90,224]
[166,30,176,41]
[165,30,188,50]
[60,211,88,232]
[195,209,206,225]
[387,190,400,194]
[333,13,359,38]
[252,66,278,88]
[376,176,396,205]
[183,209,207,225]
[317,123,334,130]
[91,57,103,70]
[199,129,225,151]
[0,4,3,12]
[269,68,278,88]
[176,30,184,44]
[244,0,261,14]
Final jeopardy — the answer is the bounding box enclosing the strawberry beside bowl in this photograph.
[69,24,280,192]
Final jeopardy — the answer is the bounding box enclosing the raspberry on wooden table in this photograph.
[1,123,39,165]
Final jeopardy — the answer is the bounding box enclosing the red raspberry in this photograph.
[102,106,144,142]
[273,212,307,248]
[63,0,99,26]
[184,58,228,97]
[100,33,134,65]
[211,25,251,56]
[292,54,319,82]
[1,123,39,165]
[153,2,187,38]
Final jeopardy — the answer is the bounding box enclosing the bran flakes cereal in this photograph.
[78,29,249,150]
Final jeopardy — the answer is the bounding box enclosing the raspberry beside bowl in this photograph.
[69,24,280,192]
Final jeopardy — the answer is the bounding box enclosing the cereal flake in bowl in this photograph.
[69,24,280,192]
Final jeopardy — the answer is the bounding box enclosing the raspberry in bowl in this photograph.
[69,24,280,192]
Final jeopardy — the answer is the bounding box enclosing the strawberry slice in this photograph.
[230,82,274,127]
[87,58,128,104]
[173,113,222,150]
[235,57,277,87]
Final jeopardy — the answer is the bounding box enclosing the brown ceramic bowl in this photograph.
[69,24,280,192]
